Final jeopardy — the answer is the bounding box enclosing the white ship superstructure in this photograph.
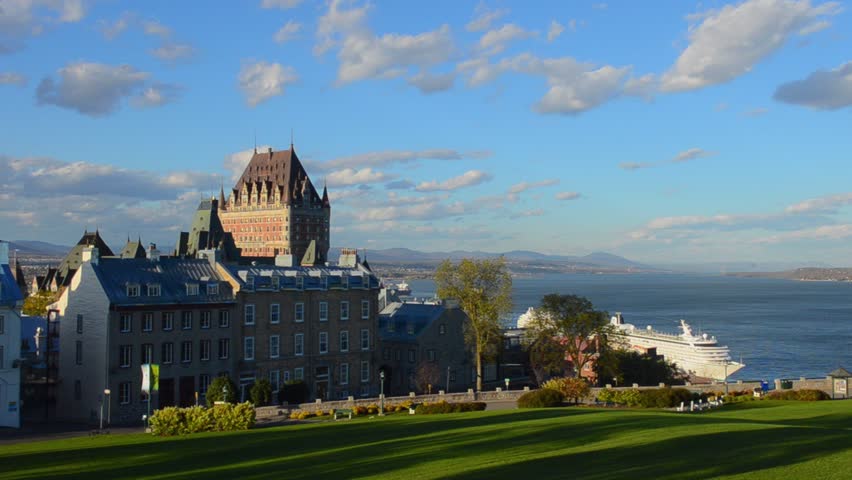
[610,313,744,380]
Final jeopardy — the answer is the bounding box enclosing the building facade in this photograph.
[377,300,471,396]
[53,247,239,424]
[218,249,381,402]
[0,241,25,428]
[220,146,330,262]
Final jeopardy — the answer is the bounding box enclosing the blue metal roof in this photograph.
[92,257,236,306]
[226,264,381,290]
[378,302,445,343]
[0,264,24,307]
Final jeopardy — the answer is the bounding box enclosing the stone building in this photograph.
[51,246,239,424]
[0,241,25,428]
[377,300,471,395]
[217,249,381,401]
[220,145,330,262]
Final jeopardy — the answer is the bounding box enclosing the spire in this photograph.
[290,128,294,150]
[219,182,226,209]
[254,129,257,154]
[321,178,330,208]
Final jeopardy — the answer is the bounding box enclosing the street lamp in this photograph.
[223,384,229,403]
[379,370,385,416]
[46,309,59,420]
[104,389,111,428]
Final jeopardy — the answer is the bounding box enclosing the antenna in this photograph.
[254,129,257,154]
[290,128,294,148]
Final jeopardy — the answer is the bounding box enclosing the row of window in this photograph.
[125,282,219,298]
[243,300,369,325]
[119,311,231,333]
[382,348,438,363]
[115,328,371,368]
[266,361,370,391]
[243,329,370,360]
[118,339,231,367]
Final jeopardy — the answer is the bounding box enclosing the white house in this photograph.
[0,241,25,428]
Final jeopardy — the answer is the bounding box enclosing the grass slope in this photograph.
[1,401,850,480]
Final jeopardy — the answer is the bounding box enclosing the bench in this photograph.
[334,409,353,420]
[408,403,421,414]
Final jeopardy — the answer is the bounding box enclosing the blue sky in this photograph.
[1,0,850,265]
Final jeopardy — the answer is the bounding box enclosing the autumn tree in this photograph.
[435,257,512,391]
[526,294,612,379]
[23,291,58,317]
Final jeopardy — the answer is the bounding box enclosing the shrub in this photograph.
[517,389,564,408]
[596,388,615,403]
[767,389,830,401]
[542,377,591,403]
[250,379,273,406]
[206,376,238,407]
[638,388,694,408]
[150,402,254,436]
[415,401,487,414]
[612,389,642,407]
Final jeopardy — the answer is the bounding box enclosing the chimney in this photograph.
[0,241,8,265]
[338,248,359,268]
[81,246,99,265]
[147,243,161,261]
[268,147,273,158]
[275,254,295,267]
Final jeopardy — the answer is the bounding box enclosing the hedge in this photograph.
[517,389,564,408]
[766,389,830,401]
[415,401,487,414]
[597,388,704,408]
[150,402,256,436]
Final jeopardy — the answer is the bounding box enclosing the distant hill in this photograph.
[331,247,651,270]
[728,267,852,282]
[9,240,70,257]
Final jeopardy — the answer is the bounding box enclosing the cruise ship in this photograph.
[610,313,744,381]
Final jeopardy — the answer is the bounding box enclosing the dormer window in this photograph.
[296,276,304,290]
[271,275,280,290]
[246,275,255,291]
[186,283,199,296]
[126,284,140,297]
[207,283,219,295]
[147,284,161,297]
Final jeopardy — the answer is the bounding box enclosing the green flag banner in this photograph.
[142,364,160,393]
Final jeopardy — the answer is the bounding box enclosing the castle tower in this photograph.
[219,145,330,263]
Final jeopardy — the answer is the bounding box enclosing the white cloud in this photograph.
[308,148,490,171]
[99,12,134,40]
[131,84,182,108]
[458,52,644,114]
[773,61,852,110]
[661,0,841,92]
[415,170,493,192]
[755,224,852,244]
[150,43,196,62]
[620,147,716,170]
[314,0,370,56]
[785,192,852,214]
[142,19,172,38]
[555,191,581,201]
[407,71,455,94]
[326,168,390,187]
[508,179,559,194]
[237,61,298,106]
[547,20,565,42]
[336,24,454,85]
[466,4,508,32]
[798,19,830,35]
[0,0,86,51]
[35,62,179,116]
[478,24,536,55]
[260,0,302,9]
[510,209,544,219]
[274,20,301,43]
[0,72,26,86]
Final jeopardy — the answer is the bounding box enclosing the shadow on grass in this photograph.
[1,406,850,480]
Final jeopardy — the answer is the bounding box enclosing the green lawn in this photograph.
[2,401,851,480]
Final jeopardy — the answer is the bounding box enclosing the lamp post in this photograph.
[46,309,59,420]
[446,366,450,393]
[104,389,111,428]
[724,363,729,397]
[223,384,229,403]
[379,370,385,416]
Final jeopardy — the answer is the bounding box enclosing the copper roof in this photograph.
[233,147,322,204]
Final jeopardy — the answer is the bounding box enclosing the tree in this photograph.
[595,350,687,387]
[525,294,611,379]
[414,362,441,394]
[206,376,238,407]
[250,379,273,406]
[23,291,57,317]
[435,257,512,391]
